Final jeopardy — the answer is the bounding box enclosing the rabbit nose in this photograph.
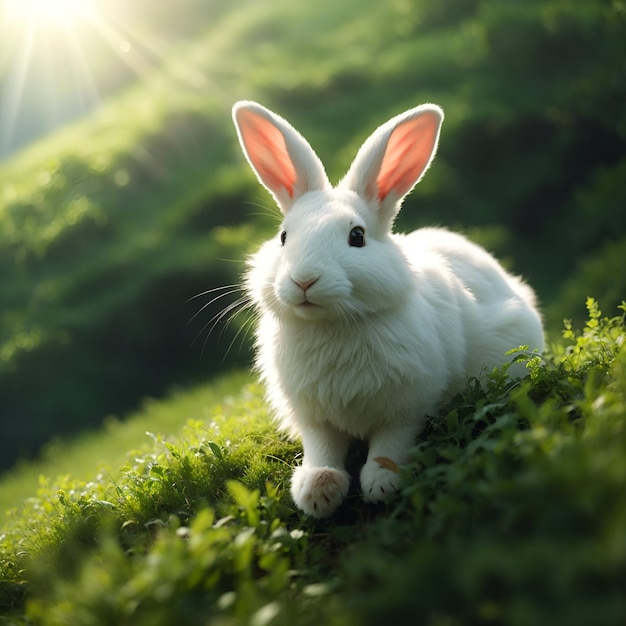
[293,277,319,292]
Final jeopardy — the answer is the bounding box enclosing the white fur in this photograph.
[232,101,544,517]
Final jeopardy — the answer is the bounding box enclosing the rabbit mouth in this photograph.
[292,299,326,320]
[299,299,318,307]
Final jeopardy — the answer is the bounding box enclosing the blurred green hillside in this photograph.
[1,0,625,470]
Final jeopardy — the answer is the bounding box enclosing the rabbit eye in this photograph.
[349,226,366,248]
[280,230,287,246]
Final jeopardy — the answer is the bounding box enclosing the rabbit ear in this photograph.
[340,104,443,230]
[232,101,330,214]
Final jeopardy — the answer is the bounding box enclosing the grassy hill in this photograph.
[0,301,624,624]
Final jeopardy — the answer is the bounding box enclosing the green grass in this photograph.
[1,299,624,625]
[0,371,250,519]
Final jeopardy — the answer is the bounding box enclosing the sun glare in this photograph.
[3,0,95,25]
[0,0,180,158]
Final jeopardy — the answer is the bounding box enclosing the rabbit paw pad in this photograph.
[291,466,350,518]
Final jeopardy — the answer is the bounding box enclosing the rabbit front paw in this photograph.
[360,459,400,503]
[291,465,350,518]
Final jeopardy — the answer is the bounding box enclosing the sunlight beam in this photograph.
[0,0,184,158]
[0,26,36,156]
[3,0,96,26]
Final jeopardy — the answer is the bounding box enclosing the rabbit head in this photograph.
[232,101,443,323]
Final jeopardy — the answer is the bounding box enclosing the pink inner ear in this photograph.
[376,112,440,202]
[237,109,297,198]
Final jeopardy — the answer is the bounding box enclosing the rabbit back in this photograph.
[398,227,544,383]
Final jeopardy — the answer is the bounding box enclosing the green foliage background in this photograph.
[1,0,625,466]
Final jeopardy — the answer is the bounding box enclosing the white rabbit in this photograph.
[232,101,544,518]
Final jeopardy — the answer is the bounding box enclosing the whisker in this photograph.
[218,306,258,362]
[200,298,255,359]
[243,200,281,220]
[185,284,240,304]
[193,295,249,348]
[187,287,243,325]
